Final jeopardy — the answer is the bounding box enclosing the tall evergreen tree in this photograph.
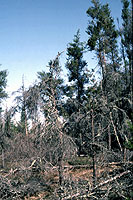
[63,30,90,154]
[0,69,7,168]
[120,0,132,97]
[0,69,8,112]
[86,0,120,91]
[65,30,88,104]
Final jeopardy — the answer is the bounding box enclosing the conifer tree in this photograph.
[38,55,64,116]
[86,0,120,93]
[65,30,88,104]
[0,69,7,168]
[63,30,89,155]
[0,69,8,112]
[120,0,132,97]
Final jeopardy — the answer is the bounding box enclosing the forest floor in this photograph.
[0,156,132,199]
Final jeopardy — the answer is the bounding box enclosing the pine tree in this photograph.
[120,0,132,97]
[0,69,8,112]
[65,30,88,104]
[0,69,8,167]
[63,30,89,155]
[86,0,120,93]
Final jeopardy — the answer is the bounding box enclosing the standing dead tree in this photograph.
[37,51,77,187]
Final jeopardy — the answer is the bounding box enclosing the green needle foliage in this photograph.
[86,0,120,79]
[0,70,8,112]
[120,0,132,97]
[65,30,88,104]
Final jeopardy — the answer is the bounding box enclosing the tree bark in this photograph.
[2,149,5,168]
[110,112,123,152]
[108,125,111,151]
[91,109,97,187]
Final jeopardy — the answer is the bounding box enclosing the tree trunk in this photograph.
[25,116,28,136]
[110,112,123,152]
[58,155,63,186]
[108,125,111,151]
[123,148,127,162]
[2,149,5,168]
[91,109,97,187]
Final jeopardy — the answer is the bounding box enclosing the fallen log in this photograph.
[63,170,131,200]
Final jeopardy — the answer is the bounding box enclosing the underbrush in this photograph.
[68,156,90,166]
[0,156,132,200]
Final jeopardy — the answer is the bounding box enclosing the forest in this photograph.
[0,0,132,199]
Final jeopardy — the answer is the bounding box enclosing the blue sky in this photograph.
[0,0,123,106]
